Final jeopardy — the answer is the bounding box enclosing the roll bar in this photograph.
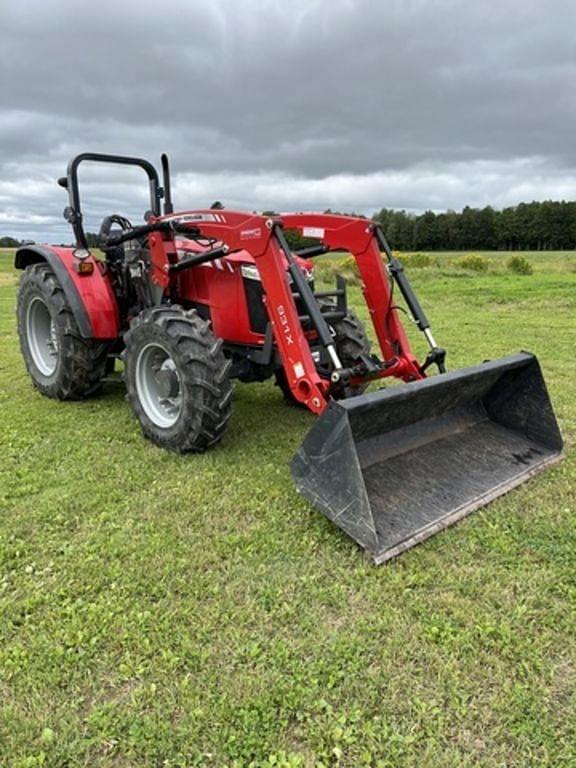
[58,152,165,249]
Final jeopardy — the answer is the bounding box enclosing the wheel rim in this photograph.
[135,343,183,428]
[26,296,59,376]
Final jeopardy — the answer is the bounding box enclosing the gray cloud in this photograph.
[1,0,576,239]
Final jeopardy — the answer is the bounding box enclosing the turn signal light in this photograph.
[74,260,94,275]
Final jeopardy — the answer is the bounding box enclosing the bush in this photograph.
[311,260,334,284]
[313,254,361,286]
[338,254,360,278]
[456,253,490,273]
[507,255,533,275]
[401,252,435,269]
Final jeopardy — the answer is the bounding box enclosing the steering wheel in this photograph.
[99,214,133,246]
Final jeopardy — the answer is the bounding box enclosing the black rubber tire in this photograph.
[330,308,372,399]
[17,263,109,400]
[275,307,372,404]
[123,306,232,452]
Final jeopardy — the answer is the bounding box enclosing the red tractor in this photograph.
[15,153,563,563]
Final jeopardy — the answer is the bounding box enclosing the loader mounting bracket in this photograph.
[421,347,447,374]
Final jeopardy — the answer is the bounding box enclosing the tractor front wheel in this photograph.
[329,308,372,399]
[123,306,232,452]
[275,307,372,405]
[17,263,109,399]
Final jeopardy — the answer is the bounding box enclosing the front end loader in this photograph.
[15,153,563,562]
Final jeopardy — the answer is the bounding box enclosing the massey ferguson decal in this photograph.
[240,227,262,240]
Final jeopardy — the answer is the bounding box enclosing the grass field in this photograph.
[0,249,575,767]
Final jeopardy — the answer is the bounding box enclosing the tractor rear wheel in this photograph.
[123,306,232,452]
[275,307,372,404]
[17,263,109,399]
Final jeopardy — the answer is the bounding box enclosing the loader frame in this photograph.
[145,208,448,412]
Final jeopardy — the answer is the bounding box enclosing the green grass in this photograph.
[0,249,575,767]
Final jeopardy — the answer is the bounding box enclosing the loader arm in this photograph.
[159,210,331,413]
[281,213,440,381]
[162,210,446,411]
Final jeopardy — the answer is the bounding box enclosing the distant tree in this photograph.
[85,232,101,248]
[414,211,438,250]
[0,236,20,247]
[496,207,519,250]
[374,209,416,250]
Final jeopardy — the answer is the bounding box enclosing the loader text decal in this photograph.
[303,227,325,239]
[277,304,294,346]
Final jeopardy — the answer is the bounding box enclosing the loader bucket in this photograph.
[291,353,563,564]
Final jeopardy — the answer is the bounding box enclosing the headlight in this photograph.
[241,264,261,281]
[240,263,314,282]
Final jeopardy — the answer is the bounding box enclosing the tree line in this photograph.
[4,200,576,251]
[373,201,576,251]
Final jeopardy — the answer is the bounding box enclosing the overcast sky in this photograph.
[1,0,576,240]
